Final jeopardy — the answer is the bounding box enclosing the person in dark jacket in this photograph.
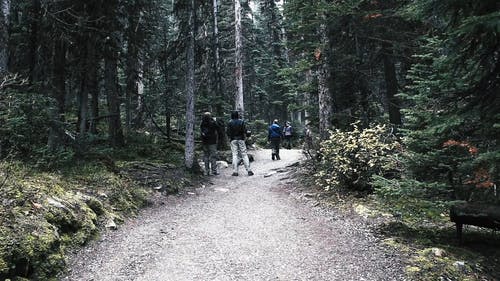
[226,111,254,176]
[200,112,219,175]
[268,119,282,160]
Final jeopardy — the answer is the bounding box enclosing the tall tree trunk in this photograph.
[28,0,40,83]
[89,41,99,135]
[212,0,222,116]
[54,39,66,119]
[47,38,66,151]
[125,51,140,132]
[317,24,332,140]
[77,39,91,136]
[184,0,196,170]
[383,44,402,126]
[234,0,244,117]
[104,36,124,147]
[165,92,171,141]
[125,17,138,133]
[133,58,145,128]
[0,0,9,75]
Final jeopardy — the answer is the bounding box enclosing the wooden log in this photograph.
[450,202,500,243]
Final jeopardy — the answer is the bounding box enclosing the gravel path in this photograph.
[62,149,406,281]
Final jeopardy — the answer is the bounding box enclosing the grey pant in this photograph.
[230,140,251,173]
[203,144,217,173]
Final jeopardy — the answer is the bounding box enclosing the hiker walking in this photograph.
[226,111,254,176]
[282,121,293,149]
[200,112,219,175]
[268,119,282,160]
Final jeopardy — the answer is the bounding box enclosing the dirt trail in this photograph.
[62,149,405,281]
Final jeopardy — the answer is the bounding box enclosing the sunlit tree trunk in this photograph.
[184,0,196,169]
[234,0,244,117]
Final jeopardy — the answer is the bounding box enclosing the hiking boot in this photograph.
[272,154,275,160]
[232,172,238,176]
[212,171,219,175]
[276,155,281,160]
[248,171,254,176]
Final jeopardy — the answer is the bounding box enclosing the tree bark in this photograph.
[47,38,66,151]
[212,0,223,116]
[383,44,402,126]
[184,0,196,169]
[125,4,139,133]
[28,0,40,83]
[104,36,124,147]
[234,0,244,117]
[317,24,332,140]
[89,42,99,135]
[54,39,66,120]
[0,0,9,75]
[132,59,145,128]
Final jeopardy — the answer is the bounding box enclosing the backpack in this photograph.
[229,119,245,139]
[201,120,215,141]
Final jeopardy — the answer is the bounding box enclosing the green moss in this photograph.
[0,151,189,280]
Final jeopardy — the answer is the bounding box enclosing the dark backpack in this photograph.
[201,120,216,141]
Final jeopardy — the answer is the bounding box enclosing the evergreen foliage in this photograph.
[400,0,499,204]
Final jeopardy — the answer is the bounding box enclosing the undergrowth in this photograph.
[0,135,188,281]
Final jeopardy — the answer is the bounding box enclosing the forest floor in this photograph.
[61,149,407,281]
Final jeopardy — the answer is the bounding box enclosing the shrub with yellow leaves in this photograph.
[315,123,401,191]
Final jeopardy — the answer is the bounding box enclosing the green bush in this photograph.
[314,123,401,191]
[0,88,53,159]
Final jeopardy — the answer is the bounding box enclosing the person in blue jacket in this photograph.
[268,119,282,160]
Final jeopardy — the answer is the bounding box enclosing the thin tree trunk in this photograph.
[89,43,99,134]
[0,0,9,75]
[165,97,171,140]
[133,58,145,128]
[317,24,332,140]
[212,0,222,116]
[105,37,124,147]
[54,39,66,120]
[125,34,138,133]
[47,38,66,151]
[383,44,402,126]
[184,0,196,170]
[28,0,40,83]
[234,0,244,117]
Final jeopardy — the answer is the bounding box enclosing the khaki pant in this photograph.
[230,140,251,173]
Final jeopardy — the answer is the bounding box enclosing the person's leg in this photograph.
[271,139,280,160]
[230,140,239,175]
[203,144,210,175]
[209,144,218,174]
[276,140,281,160]
[238,140,253,175]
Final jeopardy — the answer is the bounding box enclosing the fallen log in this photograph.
[449,202,500,243]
